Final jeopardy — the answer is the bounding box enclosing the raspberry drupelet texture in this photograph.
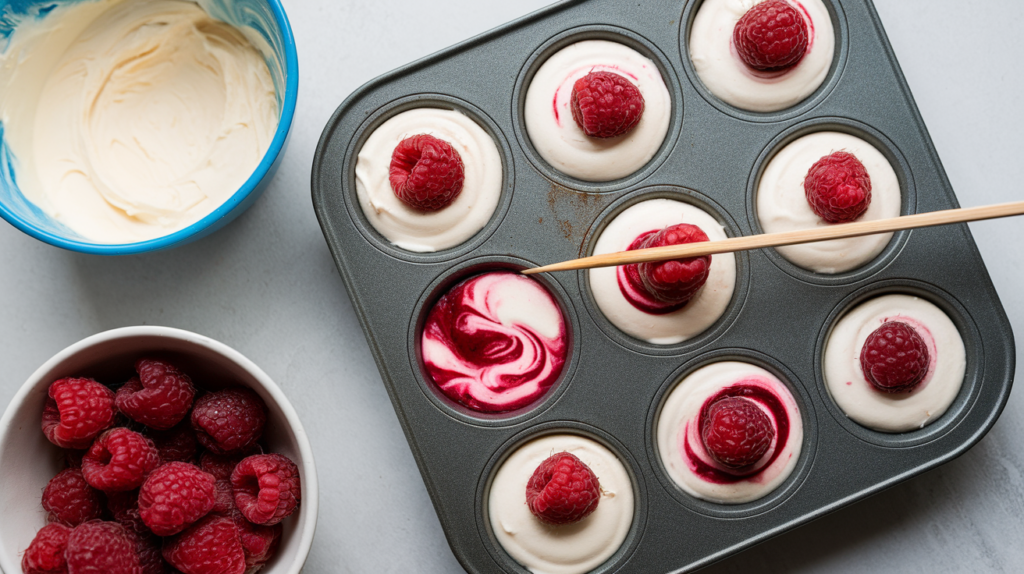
[200,452,248,515]
[41,467,104,527]
[124,530,168,574]
[570,70,645,138]
[804,151,872,223]
[82,428,161,492]
[106,490,149,538]
[618,223,713,315]
[115,359,196,431]
[860,320,931,393]
[162,515,246,574]
[191,388,267,456]
[231,454,301,526]
[139,462,217,536]
[21,522,70,574]
[525,452,601,525]
[700,396,775,469]
[388,134,465,211]
[733,0,809,72]
[42,377,116,449]
[634,224,712,305]
[65,521,142,574]
[146,422,199,464]
[232,513,282,573]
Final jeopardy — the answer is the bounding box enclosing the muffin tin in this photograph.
[311,0,1015,571]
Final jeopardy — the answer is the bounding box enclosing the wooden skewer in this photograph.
[522,200,1024,275]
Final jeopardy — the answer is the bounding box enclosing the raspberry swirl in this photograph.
[684,384,790,484]
[657,362,802,504]
[421,272,568,413]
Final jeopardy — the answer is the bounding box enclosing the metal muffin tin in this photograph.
[311,0,1015,571]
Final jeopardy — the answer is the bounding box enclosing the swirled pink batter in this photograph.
[421,272,568,413]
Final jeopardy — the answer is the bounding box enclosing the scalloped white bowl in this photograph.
[0,326,318,574]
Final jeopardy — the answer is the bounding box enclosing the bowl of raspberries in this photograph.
[0,326,318,574]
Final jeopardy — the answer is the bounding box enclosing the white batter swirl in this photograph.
[421,272,568,413]
[657,361,803,504]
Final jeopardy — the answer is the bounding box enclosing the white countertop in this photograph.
[1,0,1022,572]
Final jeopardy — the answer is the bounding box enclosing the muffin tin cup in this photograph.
[745,116,918,285]
[679,0,851,123]
[813,279,986,448]
[341,94,517,263]
[312,0,1014,571]
[578,185,751,357]
[476,422,648,574]
[407,256,582,427]
[647,349,819,519]
[512,25,685,193]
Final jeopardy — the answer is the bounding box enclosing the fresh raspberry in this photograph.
[525,452,601,525]
[232,513,281,573]
[200,452,249,481]
[139,462,217,536]
[63,449,86,468]
[633,224,712,305]
[21,523,71,574]
[42,377,116,449]
[162,515,245,574]
[804,151,872,223]
[115,359,196,431]
[733,0,809,72]
[82,428,161,492]
[700,396,775,469]
[201,452,247,515]
[860,321,931,393]
[65,521,142,574]
[570,70,645,138]
[41,468,104,527]
[191,388,267,456]
[123,531,169,574]
[147,422,199,464]
[388,134,465,211]
[231,454,301,526]
[106,490,149,537]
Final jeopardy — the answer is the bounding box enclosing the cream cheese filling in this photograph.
[0,0,278,243]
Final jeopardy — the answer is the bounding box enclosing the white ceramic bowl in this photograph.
[0,326,318,574]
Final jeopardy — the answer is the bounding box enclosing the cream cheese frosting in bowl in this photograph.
[0,0,298,254]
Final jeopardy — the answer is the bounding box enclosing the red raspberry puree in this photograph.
[421,271,568,413]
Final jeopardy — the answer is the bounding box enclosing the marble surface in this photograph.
[1,0,1022,572]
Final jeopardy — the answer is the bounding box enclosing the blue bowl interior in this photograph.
[0,0,298,254]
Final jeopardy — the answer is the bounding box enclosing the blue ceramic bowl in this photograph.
[0,0,298,254]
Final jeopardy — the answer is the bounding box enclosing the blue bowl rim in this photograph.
[0,0,299,255]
